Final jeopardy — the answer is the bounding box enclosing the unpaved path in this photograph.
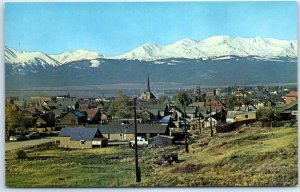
[5,137,59,151]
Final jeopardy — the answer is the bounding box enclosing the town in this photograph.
[6,76,298,144]
[5,75,298,187]
[4,1,298,188]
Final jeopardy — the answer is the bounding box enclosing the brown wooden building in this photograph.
[56,111,87,128]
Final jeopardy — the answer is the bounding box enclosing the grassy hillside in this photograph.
[6,126,297,187]
[140,126,298,186]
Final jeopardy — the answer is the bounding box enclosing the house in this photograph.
[145,104,169,118]
[48,98,79,111]
[41,101,51,111]
[285,91,297,104]
[137,124,170,140]
[234,111,256,122]
[205,99,226,111]
[275,101,298,120]
[58,127,107,149]
[158,115,171,125]
[226,111,256,123]
[23,106,46,117]
[29,127,55,133]
[168,106,185,120]
[90,124,169,141]
[226,111,241,123]
[201,116,218,128]
[110,119,142,125]
[35,112,55,128]
[14,100,26,108]
[85,108,101,124]
[148,135,174,147]
[79,102,90,111]
[56,111,87,128]
[52,109,65,119]
[97,125,134,141]
[31,97,42,106]
[137,109,156,123]
[100,113,109,124]
[184,106,198,120]
[88,101,103,109]
[78,100,102,110]
[36,117,47,127]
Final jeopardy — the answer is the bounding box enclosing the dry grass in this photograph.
[6,126,298,187]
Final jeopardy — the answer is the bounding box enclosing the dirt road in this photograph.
[5,137,59,151]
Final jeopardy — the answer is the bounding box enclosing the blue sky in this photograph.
[5,2,297,56]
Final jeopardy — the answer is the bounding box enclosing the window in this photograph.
[119,134,127,140]
[245,115,248,118]
[80,140,85,145]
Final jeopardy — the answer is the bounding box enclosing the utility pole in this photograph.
[133,98,141,182]
[209,99,213,137]
[183,105,189,153]
[198,115,201,134]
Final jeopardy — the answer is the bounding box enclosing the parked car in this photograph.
[9,135,26,141]
[25,132,41,140]
[129,137,148,147]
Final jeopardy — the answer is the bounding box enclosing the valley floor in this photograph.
[6,126,297,187]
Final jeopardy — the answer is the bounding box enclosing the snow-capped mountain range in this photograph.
[5,48,103,67]
[5,36,297,67]
[112,36,297,61]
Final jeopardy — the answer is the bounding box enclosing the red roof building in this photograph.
[85,109,101,123]
[285,91,297,104]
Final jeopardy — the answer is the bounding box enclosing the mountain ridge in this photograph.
[5,36,297,66]
[111,36,297,60]
[5,35,297,88]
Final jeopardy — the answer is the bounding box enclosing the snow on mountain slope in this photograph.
[89,60,101,68]
[112,36,297,61]
[5,47,62,67]
[50,49,103,64]
[5,47,104,73]
[5,36,297,68]
[112,43,162,61]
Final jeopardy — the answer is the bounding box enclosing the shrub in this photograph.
[16,150,27,159]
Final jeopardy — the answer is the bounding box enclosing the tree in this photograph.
[273,109,282,121]
[175,91,190,153]
[175,91,190,107]
[257,107,274,122]
[108,91,133,119]
[5,103,26,139]
[224,95,239,110]
[157,94,169,104]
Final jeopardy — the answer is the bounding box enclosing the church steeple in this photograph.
[139,73,156,101]
[147,72,151,92]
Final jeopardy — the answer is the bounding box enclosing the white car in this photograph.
[129,137,148,147]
